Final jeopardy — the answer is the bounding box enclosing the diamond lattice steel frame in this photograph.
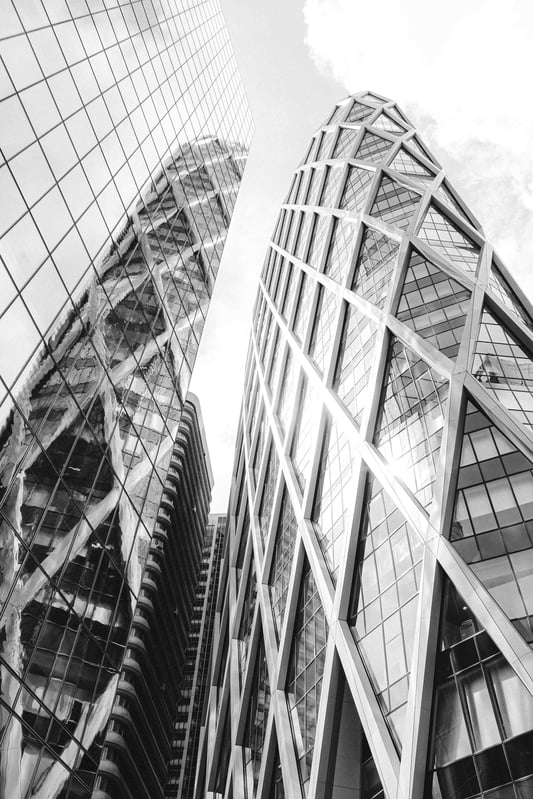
[198,92,533,799]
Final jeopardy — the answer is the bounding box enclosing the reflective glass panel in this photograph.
[334,304,377,426]
[291,376,320,493]
[332,128,359,160]
[428,580,533,798]
[473,307,533,429]
[355,132,392,165]
[390,147,434,187]
[312,416,354,582]
[488,264,533,331]
[352,227,400,309]
[309,285,339,376]
[339,166,373,213]
[450,401,533,644]
[287,560,328,788]
[324,217,357,283]
[375,339,448,509]
[269,487,298,639]
[418,206,480,274]
[350,476,423,749]
[370,176,421,231]
[397,250,471,359]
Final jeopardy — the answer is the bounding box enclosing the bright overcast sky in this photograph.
[190,0,533,510]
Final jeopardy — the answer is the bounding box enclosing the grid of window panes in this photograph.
[197,92,533,799]
[0,3,252,796]
[350,476,424,749]
[429,581,533,799]
[287,561,328,788]
[269,486,298,639]
[0,0,252,416]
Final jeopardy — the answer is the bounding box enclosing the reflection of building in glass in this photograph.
[166,513,227,799]
[0,135,247,798]
[0,0,252,419]
[96,396,214,799]
[197,92,533,799]
[0,4,252,795]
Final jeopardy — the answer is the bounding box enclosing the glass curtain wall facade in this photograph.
[0,3,252,797]
[197,92,533,799]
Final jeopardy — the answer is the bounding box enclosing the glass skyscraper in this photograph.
[197,92,533,799]
[0,2,252,797]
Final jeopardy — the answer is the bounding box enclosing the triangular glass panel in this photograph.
[333,127,360,160]
[334,304,377,426]
[355,131,393,165]
[251,405,266,488]
[259,441,279,543]
[320,164,344,208]
[345,101,375,123]
[324,217,357,283]
[316,129,336,161]
[269,486,298,640]
[311,415,354,582]
[388,105,410,126]
[295,211,314,260]
[372,111,406,134]
[397,249,471,359]
[292,272,315,343]
[242,631,271,798]
[428,578,533,798]
[390,147,435,187]
[450,399,533,645]
[290,375,320,493]
[349,474,423,750]
[280,262,299,323]
[435,181,470,223]
[308,214,330,269]
[370,175,421,231]
[375,339,448,509]
[306,166,325,208]
[276,349,299,436]
[473,307,533,429]
[489,263,533,331]
[339,166,373,213]
[406,135,434,164]
[309,285,339,375]
[328,103,348,126]
[266,325,283,395]
[418,205,480,274]
[352,227,400,309]
[287,559,328,787]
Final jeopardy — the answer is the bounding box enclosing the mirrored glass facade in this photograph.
[0,2,252,797]
[196,92,533,799]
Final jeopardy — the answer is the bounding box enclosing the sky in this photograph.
[190,0,533,510]
[191,0,533,512]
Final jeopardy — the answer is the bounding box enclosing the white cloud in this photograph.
[303,0,533,298]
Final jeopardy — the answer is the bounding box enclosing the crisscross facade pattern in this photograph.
[197,92,533,799]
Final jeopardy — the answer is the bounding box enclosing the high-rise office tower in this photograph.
[96,395,214,799]
[166,513,227,799]
[198,92,533,799]
[0,3,252,797]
